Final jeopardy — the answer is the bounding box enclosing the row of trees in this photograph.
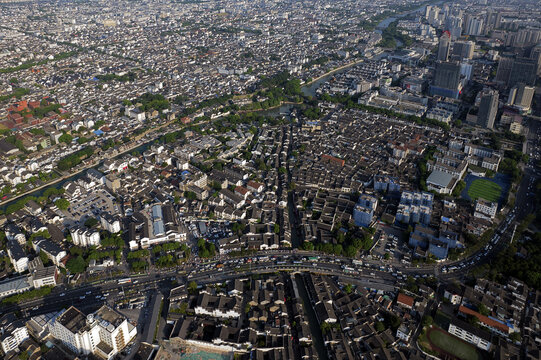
[57,147,94,171]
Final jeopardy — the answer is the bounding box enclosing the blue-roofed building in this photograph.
[151,205,163,220]
[153,220,165,237]
[94,129,104,136]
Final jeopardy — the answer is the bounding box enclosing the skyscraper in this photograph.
[430,61,462,98]
[464,17,484,36]
[530,44,541,76]
[478,89,499,129]
[437,32,451,61]
[495,55,514,85]
[508,57,537,87]
[507,83,535,111]
[452,41,474,60]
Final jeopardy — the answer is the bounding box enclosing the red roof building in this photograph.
[397,293,414,310]
[321,154,345,167]
[458,305,510,335]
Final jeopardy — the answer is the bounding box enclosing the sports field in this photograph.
[467,178,502,202]
[427,328,481,360]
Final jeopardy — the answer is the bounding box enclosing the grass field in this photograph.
[428,328,481,360]
[467,178,502,202]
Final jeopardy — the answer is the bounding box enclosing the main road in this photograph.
[4,120,538,319]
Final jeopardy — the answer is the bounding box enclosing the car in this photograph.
[80,296,86,300]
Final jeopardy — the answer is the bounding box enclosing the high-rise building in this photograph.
[478,89,499,129]
[464,17,484,36]
[445,16,463,39]
[508,29,541,47]
[495,55,514,84]
[430,61,462,98]
[508,57,537,87]
[452,41,474,60]
[438,32,451,61]
[507,83,535,111]
[353,194,378,227]
[530,44,541,75]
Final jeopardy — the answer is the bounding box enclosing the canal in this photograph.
[294,274,329,360]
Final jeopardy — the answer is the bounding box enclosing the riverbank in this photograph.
[0,116,186,209]
[303,58,364,88]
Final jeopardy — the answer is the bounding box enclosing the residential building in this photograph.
[0,313,29,354]
[49,305,137,359]
[70,227,101,247]
[353,194,378,227]
[193,293,241,319]
[452,41,474,60]
[477,89,498,129]
[430,61,462,98]
[444,285,463,305]
[507,83,535,112]
[7,240,28,273]
[437,32,451,62]
[396,191,433,225]
[508,57,537,87]
[32,239,67,266]
[100,212,121,233]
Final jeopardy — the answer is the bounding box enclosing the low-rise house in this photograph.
[33,239,67,266]
[397,293,414,310]
[7,240,28,273]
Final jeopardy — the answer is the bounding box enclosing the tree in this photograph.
[422,315,433,327]
[384,253,391,260]
[302,241,314,251]
[509,331,521,343]
[344,245,357,257]
[344,284,353,294]
[54,198,70,210]
[320,322,332,334]
[84,217,98,228]
[58,133,73,144]
[66,256,86,273]
[375,321,385,332]
[39,250,50,266]
[188,280,198,294]
[273,224,280,234]
[478,303,490,316]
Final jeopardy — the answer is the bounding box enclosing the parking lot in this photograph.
[372,224,410,265]
[64,188,119,223]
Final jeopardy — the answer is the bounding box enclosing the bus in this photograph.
[118,278,132,285]
[308,256,319,262]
